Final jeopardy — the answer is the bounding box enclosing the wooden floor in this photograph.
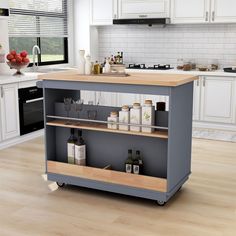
[0,138,235,236]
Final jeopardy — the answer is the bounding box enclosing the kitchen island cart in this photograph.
[38,71,198,205]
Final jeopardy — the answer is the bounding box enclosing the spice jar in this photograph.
[130,103,141,132]
[119,105,130,131]
[107,111,118,130]
[142,100,155,133]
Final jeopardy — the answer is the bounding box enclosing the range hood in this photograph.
[113,18,170,26]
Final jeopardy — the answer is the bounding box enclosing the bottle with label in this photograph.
[107,111,118,130]
[94,61,101,74]
[119,105,130,131]
[67,128,77,164]
[133,150,142,175]
[0,44,6,63]
[142,100,155,133]
[125,149,133,173]
[130,103,141,132]
[75,130,86,166]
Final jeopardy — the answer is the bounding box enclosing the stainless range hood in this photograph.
[113,18,170,26]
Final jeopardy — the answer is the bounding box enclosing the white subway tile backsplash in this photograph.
[97,24,236,68]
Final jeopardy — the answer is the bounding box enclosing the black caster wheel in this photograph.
[156,200,166,206]
[177,186,182,192]
[56,182,65,187]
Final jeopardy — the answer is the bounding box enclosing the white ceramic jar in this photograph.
[142,100,155,133]
[78,50,85,74]
[130,103,141,132]
[119,105,130,131]
[107,111,118,130]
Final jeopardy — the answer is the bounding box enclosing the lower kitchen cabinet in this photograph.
[200,76,236,124]
[0,83,20,140]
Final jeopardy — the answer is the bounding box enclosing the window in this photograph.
[8,0,68,66]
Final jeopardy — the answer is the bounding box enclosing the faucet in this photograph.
[32,45,41,71]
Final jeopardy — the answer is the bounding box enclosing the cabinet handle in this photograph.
[212,11,215,21]
[203,78,206,87]
[205,11,209,21]
[197,80,200,86]
[139,15,148,18]
[0,87,3,98]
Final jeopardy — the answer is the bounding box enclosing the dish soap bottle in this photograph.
[75,130,86,166]
[67,128,77,164]
[125,149,133,173]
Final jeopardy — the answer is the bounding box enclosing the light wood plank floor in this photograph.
[0,138,235,236]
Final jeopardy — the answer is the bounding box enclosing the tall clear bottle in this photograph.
[75,130,86,166]
[67,128,77,164]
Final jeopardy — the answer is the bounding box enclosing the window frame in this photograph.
[9,0,69,66]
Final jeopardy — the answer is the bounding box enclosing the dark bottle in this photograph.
[125,149,133,173]
[120,52,123,64]
[133,150,142,175]
[67,128,77,164]
[75,130,86,166]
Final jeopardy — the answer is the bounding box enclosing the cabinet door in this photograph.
[0,83,20,140]
[211,0,236,23]
[171,0,210,23]
[118,0,170,19]
[193,79,201,121]
[90,0,117,25]
[200,77,235,124]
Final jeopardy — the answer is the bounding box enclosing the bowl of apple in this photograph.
[6,50,30,76]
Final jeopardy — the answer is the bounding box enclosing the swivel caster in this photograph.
[56,182,65,187]
[156,200,166,206]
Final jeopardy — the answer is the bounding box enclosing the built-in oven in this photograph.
[18,86,44,135]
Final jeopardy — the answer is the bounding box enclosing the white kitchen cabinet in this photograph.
[90,0,118,25]
[211,0,236,23]
[171,0,210,23]
[0,83,20,140]
[193,79,201,120]
[118,0,170,19]
[200,76,235,124]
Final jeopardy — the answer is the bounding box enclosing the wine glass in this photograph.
[73,99,84,124]
[87,101,97,120]
[64,98,72,124]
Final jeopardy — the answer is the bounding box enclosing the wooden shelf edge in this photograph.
[47,161,167,193]
[46,120,168,139]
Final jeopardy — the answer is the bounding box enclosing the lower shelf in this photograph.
[47,161,167,192]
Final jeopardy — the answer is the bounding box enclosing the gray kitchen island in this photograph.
[38,70,198,205]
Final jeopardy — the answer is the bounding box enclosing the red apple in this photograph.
[11,58,16,63]
[10,50,17,56]
[22,57,30,63]
[20,50,28,58]
[15,55,23,63]
[7,53,14,61]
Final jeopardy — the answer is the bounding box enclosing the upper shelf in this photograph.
[38,70,199,87]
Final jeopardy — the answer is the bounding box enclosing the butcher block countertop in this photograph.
[38,69,198,87]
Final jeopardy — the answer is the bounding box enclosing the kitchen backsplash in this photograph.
[98,24,236,68]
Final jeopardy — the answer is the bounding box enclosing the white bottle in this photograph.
[119,105,130,131]
[67,129,77,164]
[75,130,86,166]
[142,100,155,133]
[107,111,118,130]
[85,55,92,75]
[130,103,141,132]
[0,44,5,63]
[78,50,85,74]
[104,59,111,73]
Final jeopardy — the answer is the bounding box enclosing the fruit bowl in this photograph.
[7,61,30,76]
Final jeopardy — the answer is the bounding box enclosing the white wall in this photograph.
[97,24,236,68]
[0,19,10,74]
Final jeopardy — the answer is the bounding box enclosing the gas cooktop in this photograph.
[127,64,173,70]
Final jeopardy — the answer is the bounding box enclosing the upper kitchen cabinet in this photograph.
[211,0,236,23]
[0,83,20,141]
[200,76,236,124]
[118,0,170,19]
[90,0,118,25]
[171,0,210,24]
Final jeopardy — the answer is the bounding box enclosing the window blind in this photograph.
[8,0,68,38]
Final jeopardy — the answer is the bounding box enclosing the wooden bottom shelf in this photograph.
[47,161,167,192]
[46,120,168,139]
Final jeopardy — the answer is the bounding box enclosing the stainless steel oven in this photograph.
[18,86,44,135]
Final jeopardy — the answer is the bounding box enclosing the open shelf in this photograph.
[46,119,168,139]
[47,161,167,192]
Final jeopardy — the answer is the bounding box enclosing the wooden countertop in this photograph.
[38,69,198,87]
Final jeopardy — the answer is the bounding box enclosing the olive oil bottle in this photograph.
[125,149,133,173]
[133,150,143,175]
[67,128,77,164]
[75,130,86,166]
